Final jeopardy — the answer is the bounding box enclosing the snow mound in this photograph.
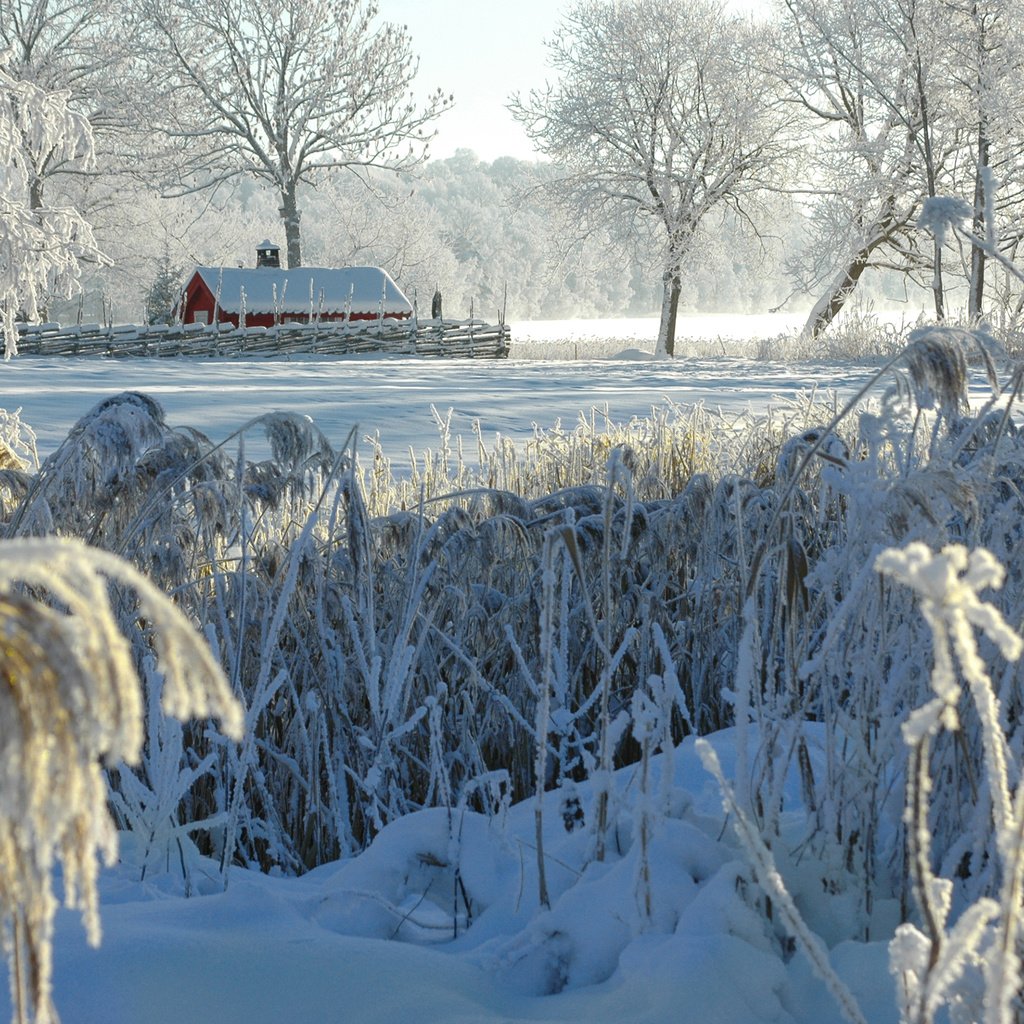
[25,727,896,1024]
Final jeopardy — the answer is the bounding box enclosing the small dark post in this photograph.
[431,286,443,320]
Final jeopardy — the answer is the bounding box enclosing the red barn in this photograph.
[175,241,414,328]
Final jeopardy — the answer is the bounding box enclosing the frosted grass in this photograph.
[1,323,1022,1024]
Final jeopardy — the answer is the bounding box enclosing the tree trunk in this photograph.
[968,1,990,323]
[803,201,897,339]
[655,267,681,359]
[969,128,990,322]
[911,36,945,321]
[279,185,302,268]
[930,239,945,321]
[29,176,48,322]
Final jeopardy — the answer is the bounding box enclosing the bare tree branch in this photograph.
[138,0,453,268]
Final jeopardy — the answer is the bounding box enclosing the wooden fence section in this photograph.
[14,317,511,359]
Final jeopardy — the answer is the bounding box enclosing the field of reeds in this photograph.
[3,320,1024,1022]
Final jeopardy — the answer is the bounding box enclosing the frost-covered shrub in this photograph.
[692,322,1024,1023]
[1,390,830,869]
[2,324,1022,968]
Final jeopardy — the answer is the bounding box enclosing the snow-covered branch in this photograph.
[0,60,103,357]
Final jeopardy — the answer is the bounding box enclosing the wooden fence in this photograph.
[14,317,511,359]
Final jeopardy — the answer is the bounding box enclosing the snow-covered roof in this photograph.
[191,266,413,316]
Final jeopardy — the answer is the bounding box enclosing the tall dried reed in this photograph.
[0,537,241,1024]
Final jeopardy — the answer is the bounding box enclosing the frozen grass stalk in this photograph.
[876,543,1024,1024]
[697,739,869,1024]
[0,537,242,1024]
[534,531,558,909]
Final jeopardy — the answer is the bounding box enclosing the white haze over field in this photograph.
[515,312,808,342]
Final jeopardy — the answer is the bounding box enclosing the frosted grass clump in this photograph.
[0,537,242,1024]
[876,542,1023,1024]
[875,544,1021,746]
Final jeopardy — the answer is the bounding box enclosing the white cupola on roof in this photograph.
[255,239,281,268]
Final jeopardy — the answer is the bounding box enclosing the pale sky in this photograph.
[384,0,772,163]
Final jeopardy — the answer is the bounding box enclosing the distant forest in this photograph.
[57,150,903,327]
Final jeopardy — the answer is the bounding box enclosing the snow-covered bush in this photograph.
[0,389,827,870]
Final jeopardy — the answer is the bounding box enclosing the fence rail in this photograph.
[14,317,511,359]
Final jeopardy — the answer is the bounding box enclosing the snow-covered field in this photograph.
[0,352,883,466]
[0,310,941,467]
[39,729,894,1024]
[2,308,949,467]
[0,316,1007,1024]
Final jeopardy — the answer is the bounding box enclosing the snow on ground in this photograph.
[0,316,958,1024]
[0,353,884,466]
[32,730,895,1024]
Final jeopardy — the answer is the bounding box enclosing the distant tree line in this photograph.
[50,152,807,327]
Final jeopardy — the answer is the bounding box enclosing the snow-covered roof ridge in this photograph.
[193,265,413,316]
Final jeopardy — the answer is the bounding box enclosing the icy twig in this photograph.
[876,542,1024,1024]
[697,739,870,1024]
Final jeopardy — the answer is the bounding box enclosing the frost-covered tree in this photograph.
[779,0,930,336]
[939,0,1024,320]
[0,61,102,357]
[776,0,1024,334]
[510,0,792,357]
[140,0,453,269]
[0,1,142,210]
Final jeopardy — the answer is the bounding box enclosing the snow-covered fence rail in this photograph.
[14,317,511,359]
